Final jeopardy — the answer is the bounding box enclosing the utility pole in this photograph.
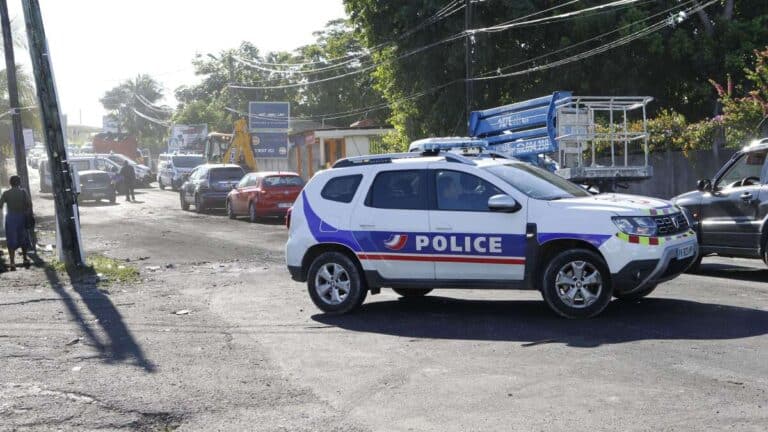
[0,0,30,193]
[464,0,473,121]
[22,0,84,267]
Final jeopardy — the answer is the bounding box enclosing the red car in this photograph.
[226,171,304,222]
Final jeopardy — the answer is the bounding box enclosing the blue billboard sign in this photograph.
[249,102,290,131]
[253,132,289,159]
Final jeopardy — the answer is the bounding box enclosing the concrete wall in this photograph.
[597,149,737,199]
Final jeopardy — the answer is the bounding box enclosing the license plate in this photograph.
[92,193,105,198]
[278,203,292,208]
[677,244,695,260]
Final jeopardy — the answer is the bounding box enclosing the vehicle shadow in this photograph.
[696,262,768,283]
[78,201,119,207]
[313,295,768,348]
[33,255,156,372]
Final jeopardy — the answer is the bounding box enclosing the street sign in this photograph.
[249,101,290,131]
[102,115,118,133]
[253,132,289,159]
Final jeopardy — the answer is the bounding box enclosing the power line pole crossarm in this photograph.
[22,0,85,267]
[0,0,30,192]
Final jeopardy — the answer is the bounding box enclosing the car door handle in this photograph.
[741,192,754,202]
[434,226,453,231]
[359,224,376,229]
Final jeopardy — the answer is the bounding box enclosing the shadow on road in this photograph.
[313,295,768,348]
[696,262,768,283]
[33,255,156,372]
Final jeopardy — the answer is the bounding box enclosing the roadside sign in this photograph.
[102,115,119,133]
[168,124,208,152]
[253,132,289,159]
[249,102,290,131]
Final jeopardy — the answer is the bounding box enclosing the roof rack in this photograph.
[332,150,475,169]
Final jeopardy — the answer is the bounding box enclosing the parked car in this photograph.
[97,153,152,186]
[158,154,205,190]
[179,164,246,213]
[39,156,122,193]
[76,170,116,203]
[673,137,768,271]
[226,171,304,222]
[286,143,698,319]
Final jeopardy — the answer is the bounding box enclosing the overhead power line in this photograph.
[260,0,715,123]
[228,0,645,90]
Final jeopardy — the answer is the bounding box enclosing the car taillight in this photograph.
[285,207,292,229]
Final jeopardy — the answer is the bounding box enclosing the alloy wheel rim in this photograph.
[555,260,602,309]
[314,263,351,305]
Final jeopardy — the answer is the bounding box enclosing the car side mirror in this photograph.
[488,194,521,213]
[696,179,712,192]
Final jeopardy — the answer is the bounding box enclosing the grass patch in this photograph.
[50,254,139,284]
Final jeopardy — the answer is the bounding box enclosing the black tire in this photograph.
[307,252,367,315]
[226,199,236,219]
[393,288,432,298]
[159,178,165,190]
[613,283,657,301]
[195,194,205,214]
[541,249,613,319]
[685,252,703,274]
[248,202,258,223]
[180,192,189,211]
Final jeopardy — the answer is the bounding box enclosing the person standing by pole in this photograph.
[119,160,136,202]
[0,175,33,270]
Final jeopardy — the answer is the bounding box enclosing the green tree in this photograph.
[99,74,169,154]
[344,0,768,148]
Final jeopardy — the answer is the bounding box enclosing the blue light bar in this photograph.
[409,137,489,153]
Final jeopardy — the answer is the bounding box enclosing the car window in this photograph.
[263,175,303,188]
[237,174,252,188]
[367,170,427,210]
[172,155,205,168]
[716,150,768,188]
[486,163,590,200]
[321,174,362,203]
[71,160,90,172]
[210,167,245,181]
[434,170,504,212]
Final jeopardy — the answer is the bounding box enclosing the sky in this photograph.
[7,0,347,127]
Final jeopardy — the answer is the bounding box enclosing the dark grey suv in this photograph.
[179,164,245,213]
[672,138,768,270]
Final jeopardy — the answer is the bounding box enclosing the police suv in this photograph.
[286,141,698,319]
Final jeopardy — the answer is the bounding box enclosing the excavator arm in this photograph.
[223,118,258,172]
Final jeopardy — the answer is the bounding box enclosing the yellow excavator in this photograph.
[205,118,258,172]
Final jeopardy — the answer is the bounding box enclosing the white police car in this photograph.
[285,142,698,318]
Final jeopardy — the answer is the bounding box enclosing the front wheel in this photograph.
[307,252,367,314]
[180,192,189,211]
[393,288,432,298]
[226,199,236,219]
[541,249,613,319]
[249,202,258,223]
[195,194,206,213]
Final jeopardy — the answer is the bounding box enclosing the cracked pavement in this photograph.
[1,171,767,431]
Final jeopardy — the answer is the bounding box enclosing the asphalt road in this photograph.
[2,172,767,431]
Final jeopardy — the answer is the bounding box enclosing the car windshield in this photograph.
[172,156,205,168]
[262,175,303,187]
[210,167,245,181]
[485,163,590,200]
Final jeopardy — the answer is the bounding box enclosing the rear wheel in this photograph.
[307,252,367,314]
[180,192,189,211]
[392,288,432,298]
[541,249,613,319]
[159,178,165,190]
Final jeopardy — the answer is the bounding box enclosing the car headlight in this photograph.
[612,216,657,236]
